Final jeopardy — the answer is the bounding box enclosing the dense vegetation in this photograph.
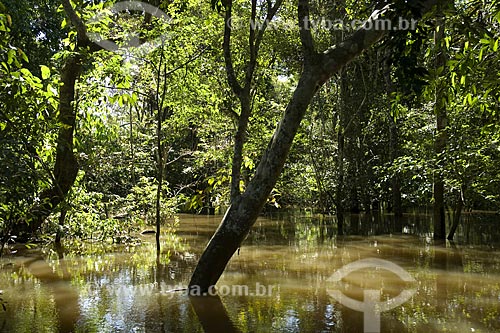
[0,0,499,258]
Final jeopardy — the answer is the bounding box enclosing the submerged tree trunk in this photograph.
[433,17,448,241]
[383,58,403,229]
[189,69,321,290]
[12,0,101,239]
[189,0,448,292]
[14,55,82,237]
[447,187,464,240]
[336,130,345,235]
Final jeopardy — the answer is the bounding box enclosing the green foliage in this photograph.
[0,8,60,240]
[1,0,65,75]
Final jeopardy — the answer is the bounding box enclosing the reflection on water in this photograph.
[0,212,500,332]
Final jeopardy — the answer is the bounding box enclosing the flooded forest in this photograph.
[0,0,500,332]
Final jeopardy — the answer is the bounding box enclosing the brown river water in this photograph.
[0,212,499,332]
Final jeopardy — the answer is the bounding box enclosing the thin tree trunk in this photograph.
[129,105,136,184]
[155,48,166,256]
[447,187,464,240]
[336,130,345,235]
[335,69,348,235]
[156,110,162,255]
[230,94,251,201]
[389,110,402,220]
[383,58,403,228]
[433,17,448,240]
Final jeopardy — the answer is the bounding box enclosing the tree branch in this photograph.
[298,0,316,63]
[319,0,450,83]
[223,1,243,97]
[164,46,209,78]
[61,0,103,50]
[254,0,283,55]
[244,0,283,88]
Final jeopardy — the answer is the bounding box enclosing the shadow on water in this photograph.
[0,211,500,332]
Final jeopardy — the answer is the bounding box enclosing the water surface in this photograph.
[0,213,499,332]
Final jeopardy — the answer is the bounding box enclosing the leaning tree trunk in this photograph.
[13,0,102,239]
[189,70,321,291]
[189,0,449,292]
[14,55,81,237]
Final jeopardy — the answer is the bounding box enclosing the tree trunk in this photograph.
[433,17,448,241]
[433,175,446,240]
[224,0,282,202]
[230,93,251,201]
[129,105,136,184]
[336,130,345,235]
[389,111,403,222]
[14,54,81,238]
[189,0,448,292]
[55,206,67,245]
[447,187,464,240]
[383,56,403,221]
[335,69,348,235]
[12,0,103,239]
[189,71,321,291]
[156,103,163,255]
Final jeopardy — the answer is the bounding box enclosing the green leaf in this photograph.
[40,65,50,80]
[7,49,15,65]
[20,68,31,77]
[18,49,28,63]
